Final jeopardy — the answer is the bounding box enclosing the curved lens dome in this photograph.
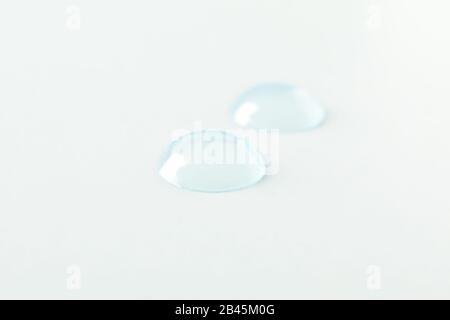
[158,131,266,193]
[231,83,326,133]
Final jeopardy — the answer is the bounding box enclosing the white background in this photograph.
[0,0,449,299]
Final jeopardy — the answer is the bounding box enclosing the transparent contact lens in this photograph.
[158,130,266,193]
[231,83,326,132]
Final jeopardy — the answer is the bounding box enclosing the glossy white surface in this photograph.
[1,0,450,299]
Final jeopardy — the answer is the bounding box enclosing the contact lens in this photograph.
[159,130,266,193]
[231,83,326,132]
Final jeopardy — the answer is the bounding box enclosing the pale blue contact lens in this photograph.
[231,83,326,132]
[158,130,266,193]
